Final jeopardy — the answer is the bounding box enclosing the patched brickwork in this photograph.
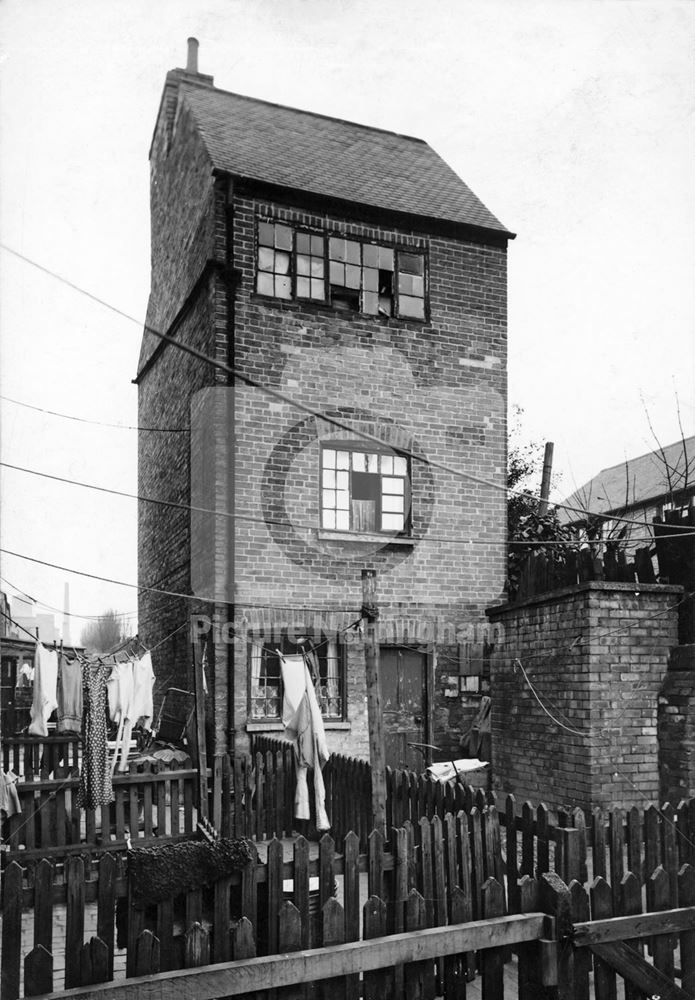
[138,72,509,760]
[486,582,681,812]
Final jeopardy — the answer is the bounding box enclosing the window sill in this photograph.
[246,720,351,732]
[318,529,415,546]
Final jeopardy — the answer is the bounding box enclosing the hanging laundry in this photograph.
[57,654,83,734]
[28,643,59,737]
[0,770,21,818]
[281,657,331,831]
[279,652,307,726]
[78,661,114,810]
[107,653,156,773]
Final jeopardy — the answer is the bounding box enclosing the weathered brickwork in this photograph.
[139,79,509,760]
[486,582,681,812]
[658,644,695,804]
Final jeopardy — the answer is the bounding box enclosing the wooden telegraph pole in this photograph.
[362,569,387,838]
[538,441,554,515]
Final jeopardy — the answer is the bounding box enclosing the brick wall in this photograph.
[486,582,681,812]
[658,644,695,804]
[227,193,507,756]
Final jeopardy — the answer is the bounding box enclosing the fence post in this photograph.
[539,870,574,998]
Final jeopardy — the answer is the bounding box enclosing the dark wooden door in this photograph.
[380,646,427,771]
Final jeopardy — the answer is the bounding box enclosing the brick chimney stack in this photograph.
[186,37,199,74]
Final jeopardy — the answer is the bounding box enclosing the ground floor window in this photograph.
[249,633,344,721]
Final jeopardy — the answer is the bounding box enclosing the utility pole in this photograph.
[362,569,387,838]
[538,441,554,515]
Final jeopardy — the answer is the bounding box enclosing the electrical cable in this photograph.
[2,459,693,547]
[3,241,693,536]
[0,575,138,621]
[0,394,188,433]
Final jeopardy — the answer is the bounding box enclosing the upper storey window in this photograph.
[255,219,426,320]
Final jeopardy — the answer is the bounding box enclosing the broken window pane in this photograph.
[275,225,293,251]
[258,247,275,272]
[275,252,291,275]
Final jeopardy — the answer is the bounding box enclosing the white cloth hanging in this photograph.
[28,643,59,737]
[281,657,331,831]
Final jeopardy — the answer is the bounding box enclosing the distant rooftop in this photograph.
[560,435,695,523]
[176,78,513,235]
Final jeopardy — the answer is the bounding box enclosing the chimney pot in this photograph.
[186,37,199,74]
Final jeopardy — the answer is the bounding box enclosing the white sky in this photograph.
[1,0,694,639]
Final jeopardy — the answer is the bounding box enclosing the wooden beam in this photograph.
[40,913,548,1000]
[362,569,386,839]
[192,640,208,819]
[573,906,695,945]
[589,940,692,1000]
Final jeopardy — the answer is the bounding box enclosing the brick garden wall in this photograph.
[486,582,681,812]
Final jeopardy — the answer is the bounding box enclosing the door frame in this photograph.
[379,642,435,768]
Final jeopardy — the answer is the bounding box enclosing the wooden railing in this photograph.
[1,757,200,865]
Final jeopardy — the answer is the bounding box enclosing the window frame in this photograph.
[319,443,412,536]
[248,634,347,723]
[255,217,428,321]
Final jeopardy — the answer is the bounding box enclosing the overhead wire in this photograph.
[3,241,694,536]
[0,575,138,621]
[1,459,692,547]
[0,394,188,433]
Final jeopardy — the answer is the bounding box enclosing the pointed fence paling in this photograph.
[6,790,695,998]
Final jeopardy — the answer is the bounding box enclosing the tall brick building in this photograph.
[137,41,513,765]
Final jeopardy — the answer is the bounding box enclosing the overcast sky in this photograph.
[1,0,693,640]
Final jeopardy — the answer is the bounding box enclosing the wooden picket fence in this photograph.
[4,806,695,998]
[2,749,200,866]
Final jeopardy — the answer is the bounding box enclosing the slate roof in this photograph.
[560,435,695,523]
[179,81,512,234]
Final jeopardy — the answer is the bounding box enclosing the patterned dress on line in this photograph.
[77,661,114,810]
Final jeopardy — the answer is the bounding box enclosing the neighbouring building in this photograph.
[560,434,695,547]
[137,40,513,766]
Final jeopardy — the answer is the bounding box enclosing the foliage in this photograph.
[80,609,127,654]
[506,407,573,598]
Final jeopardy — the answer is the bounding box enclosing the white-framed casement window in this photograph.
[255,218,427,320]
[321,446,410,534]
[249,635,344,721]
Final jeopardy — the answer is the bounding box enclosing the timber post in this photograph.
[362,569,387,839]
